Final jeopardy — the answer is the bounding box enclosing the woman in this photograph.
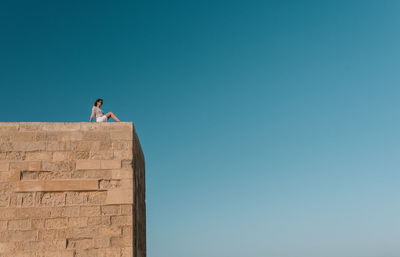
[89,98,121,122]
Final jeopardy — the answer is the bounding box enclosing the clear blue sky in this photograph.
[2,1,400,256]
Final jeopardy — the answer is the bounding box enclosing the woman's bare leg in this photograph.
[106,112,120,122]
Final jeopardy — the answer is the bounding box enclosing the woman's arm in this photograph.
[89,107,95,122]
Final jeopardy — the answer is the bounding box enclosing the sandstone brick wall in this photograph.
[0,122,146,257]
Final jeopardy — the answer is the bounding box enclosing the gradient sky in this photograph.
[1,1,400,256]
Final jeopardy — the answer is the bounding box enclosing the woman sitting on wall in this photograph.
[89,98,121,122]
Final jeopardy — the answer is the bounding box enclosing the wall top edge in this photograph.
[0,122,135,131]
[0,122,133,124]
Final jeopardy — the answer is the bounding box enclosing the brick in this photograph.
[111,168,133,179]
[8,161,42,172]
[120,179,133,189]
[10,192,34,207]
[46,141,72,151]
[121,160,133,169]
[31,219,45,229]
[41,160,74,172]
[12,141,46,152]
[9,161,29,171]
[87,216,110,226]
[85,169,112,179]
[121,247,133,257]
[37,192,65,207]
[0,208,16,220]
[52,152,71,161]
[5,151,26,161]
[98,140,113,151]
[105,189,133,205]
[49,207,64,217]
[7,219,31,230]
[34,131,58,141]
[61,206,80,217]
[68,217,88,227]
[41,123,81,131]
[10,251,35,257]
[100,160,121,169]
[71,141,100,151]
[15,207,52,219]
[65,226,98,238]
[110,130,133,140]
[113,150,133,160]
[38,229,67,241]
[37,171,70,181]
[0,241,17,253]
[0,182,10,192]
[0,170,20,182]
[110,235,131,247]
[75,160,101,170]
[0,162,9,172]
[75,248,99,257]
[15,179,98,192]
[120,205,133,216]
[11,132,36,141]
[57,131,84,141]
[122,226,132,237]
[98,226,121,237]
[93,237,110,248]
[82,131,110,141]
[80,123,104,131]
[101,205,120,216]
[87,191,107,204]
[101,248,122,257]
[28,161,41,171]
[89,150,114,160]
[45,217,68,229]
[111,216,132,226]
[70,170,86,179]
[112,140,133,150]
[25,152,52,161]
[20,171,38,180]
[17,193,34,207]
[0,230,38,242]
[80,206,100,216]
[0,221,7,231]
[35,250,74,257]
[72,151,90,160]
[65,192,88,205]
[0,141,13,152]
[67,238,93,249]
[99,179,121,190]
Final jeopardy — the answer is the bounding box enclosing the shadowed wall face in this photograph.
[0,122,146,257]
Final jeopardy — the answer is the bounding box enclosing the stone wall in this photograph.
[0,122,146,257]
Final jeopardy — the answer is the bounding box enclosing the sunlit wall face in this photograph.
[1,1,400,257]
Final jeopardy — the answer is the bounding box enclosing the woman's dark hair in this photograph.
[94,98,103,107]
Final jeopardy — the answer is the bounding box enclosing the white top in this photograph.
[90,106,105,121]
